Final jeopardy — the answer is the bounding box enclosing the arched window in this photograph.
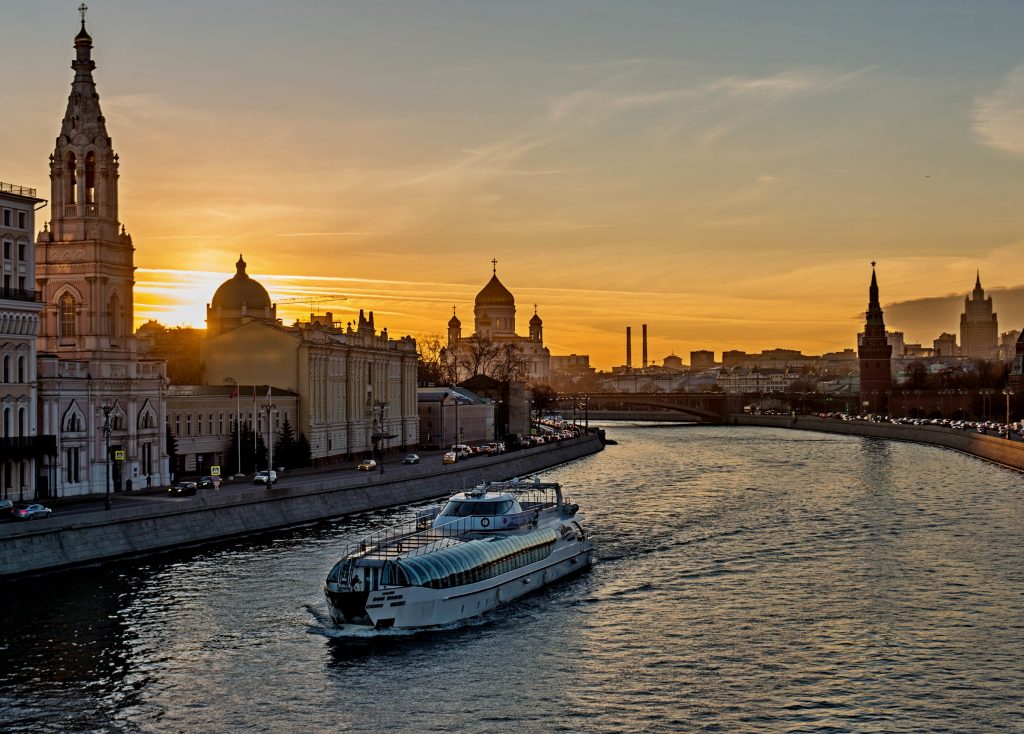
[2,355,9,383]
[65,152,77,204]
[17,355,25,383]
[2,408,10,436]
[85,151,97,205]
[108,293,121,338]
[17,408,25,436]
[59,292,77,338]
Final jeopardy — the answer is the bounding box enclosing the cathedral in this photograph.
[445,263,550,383]
[33,17,169,496]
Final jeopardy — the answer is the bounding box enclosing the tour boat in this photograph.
[323,478,593,629]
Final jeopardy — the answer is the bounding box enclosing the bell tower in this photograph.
[858,262,892,414]
[36,6,136,356]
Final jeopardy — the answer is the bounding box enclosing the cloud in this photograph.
[973,65,1024,156]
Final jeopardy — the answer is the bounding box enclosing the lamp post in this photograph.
[224,377,241,476]
[101,403,113,510]
[265,398,275,486]
[1003,388,1014,434]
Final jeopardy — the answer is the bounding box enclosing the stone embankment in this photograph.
[0,433,603,579]
[735,413,1024,472]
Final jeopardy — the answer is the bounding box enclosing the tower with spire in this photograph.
[34,10,169,498]
[959,272,998,360]
[858,263,892,414]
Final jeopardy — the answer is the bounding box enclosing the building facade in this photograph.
[34,21,168,497]
[201,257,419,463]
[1,182,50,500]
[858,265,893,414]
[445,264,550,383]
[960,273,998,360]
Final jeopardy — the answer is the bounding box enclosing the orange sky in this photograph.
[5,2,1024,369]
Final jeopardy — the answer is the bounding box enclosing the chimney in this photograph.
[626,326,632,369]
[642,323,648,369]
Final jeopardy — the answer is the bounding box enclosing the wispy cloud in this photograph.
[275,232,375,237]
[973,65,1024,156]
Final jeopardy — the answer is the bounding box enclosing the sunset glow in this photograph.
[5,1,1024,368]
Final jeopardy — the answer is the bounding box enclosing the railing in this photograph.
[333,480,565,563]
[0,436,58,457]
[62,203,101,217]
[0,287,42,303]
[0,182,36,198]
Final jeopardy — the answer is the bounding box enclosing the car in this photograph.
[197,476,221,490]
[11,502,51,520]
[253,470,278,485]
[357,459,377,471]
[442,451,457,465]
[0,498,13,517]
[168,481,197,496]
[402,454,420,465]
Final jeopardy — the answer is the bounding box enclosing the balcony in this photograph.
[0,287,42,303]
[0,435,57,459]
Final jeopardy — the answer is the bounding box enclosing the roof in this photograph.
[210,255,272,312]
[475,274,515,307]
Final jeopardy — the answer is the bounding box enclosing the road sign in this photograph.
[211,466,221,476]
[114,450,125,461]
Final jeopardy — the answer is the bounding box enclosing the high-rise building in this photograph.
[34,16,168,497]
[858,264,892,414]
[690,350,715,371]
[933,332,958,358]
[1,182,50,501]
[960,272,998,360]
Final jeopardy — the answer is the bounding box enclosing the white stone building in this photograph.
[1,182,48,500]
[34,20,168,497]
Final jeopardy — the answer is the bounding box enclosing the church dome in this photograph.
[75,22,92,46]
[530,311,542,326]
[448,311,461,328]
[475,274,515,307]
[211,255,272,312]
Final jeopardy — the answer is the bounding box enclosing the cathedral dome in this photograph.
[475,274,515,308]
[448,311,461,328]
[75,22,92,46]
[529,311,542,326]
[211,255,272,312]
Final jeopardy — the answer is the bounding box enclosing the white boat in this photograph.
[323,478,593,629]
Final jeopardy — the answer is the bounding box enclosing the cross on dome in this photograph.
[79,3,88,24]
[491,258,497,275]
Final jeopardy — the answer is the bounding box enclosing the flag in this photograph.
[229,387,238,399]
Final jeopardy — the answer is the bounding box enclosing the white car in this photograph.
[253,470,278,485]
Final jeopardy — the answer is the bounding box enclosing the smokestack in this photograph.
[642,324,648,369]
[626,326,632,369]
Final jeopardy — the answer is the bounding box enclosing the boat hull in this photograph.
[325,540,593,629]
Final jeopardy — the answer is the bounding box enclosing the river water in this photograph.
[2,424,1022,733]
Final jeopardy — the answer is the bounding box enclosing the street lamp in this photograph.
[224,377,242,477]
[1003,388,1014,433]
[265,397,276,486]
[101,403,113,510]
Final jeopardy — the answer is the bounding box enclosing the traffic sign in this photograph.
[211,466,221,476]
[114,450,125,461]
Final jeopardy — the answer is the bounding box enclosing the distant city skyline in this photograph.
[4,1,1024,368]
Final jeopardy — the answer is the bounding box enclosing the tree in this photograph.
[529,382,558,422]
[456,335,499,379]
[166,423,180,477]
[275,415,297,469]
[294,433,312,468]
[491,342,531,383]
[418,333,458,385]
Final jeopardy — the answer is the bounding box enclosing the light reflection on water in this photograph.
[1,424,1023,733]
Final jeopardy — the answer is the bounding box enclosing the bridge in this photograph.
[560,392,735,423]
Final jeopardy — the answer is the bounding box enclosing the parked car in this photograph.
[442,451,457,464]
[357,459,377,471]
[197,476,221,489]
[0,498,13,517]
[402,453,420,465]
[11,502,51,520]
[168,481,197,496]
[253,470,278,485]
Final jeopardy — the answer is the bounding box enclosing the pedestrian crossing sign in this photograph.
[114,450,125,460]
[211,466,221,476]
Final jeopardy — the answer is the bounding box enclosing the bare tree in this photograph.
[490,342,531,383]
[456,336,500,379]
[529,382,558,421]
[417,333,453,384]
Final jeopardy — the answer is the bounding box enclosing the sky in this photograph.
[4,1,1024,369]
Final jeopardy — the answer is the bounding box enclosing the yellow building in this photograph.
[200,257,418,463]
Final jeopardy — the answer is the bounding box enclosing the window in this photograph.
[66,447,80,483]
[187,414,192,436]
[65,153,77,204]
[218,413,224,435]
[208,413,214,435]
[2,355,8,383]
[17,212,26,229]
[17,356,25,383]
[59,292,77,338]
[3,238,10,259]
[2,210,9,227]
[18,242,25,261]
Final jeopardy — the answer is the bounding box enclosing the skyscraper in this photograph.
[858,263,892,414]
[960,272,998,360]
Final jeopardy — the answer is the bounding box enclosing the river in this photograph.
[1,424,1022,733]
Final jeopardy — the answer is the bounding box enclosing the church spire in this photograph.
[975,270,982,293]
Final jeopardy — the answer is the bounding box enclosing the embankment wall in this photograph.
[735,414,1024,471]
[0,434,603,578]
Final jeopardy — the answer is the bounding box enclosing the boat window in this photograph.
[438,499,516,517]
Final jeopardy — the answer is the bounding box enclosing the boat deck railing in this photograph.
[336,480,568,563]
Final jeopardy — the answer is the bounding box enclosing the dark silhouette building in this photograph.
[960,272,998,360]
[858,264,892,414]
